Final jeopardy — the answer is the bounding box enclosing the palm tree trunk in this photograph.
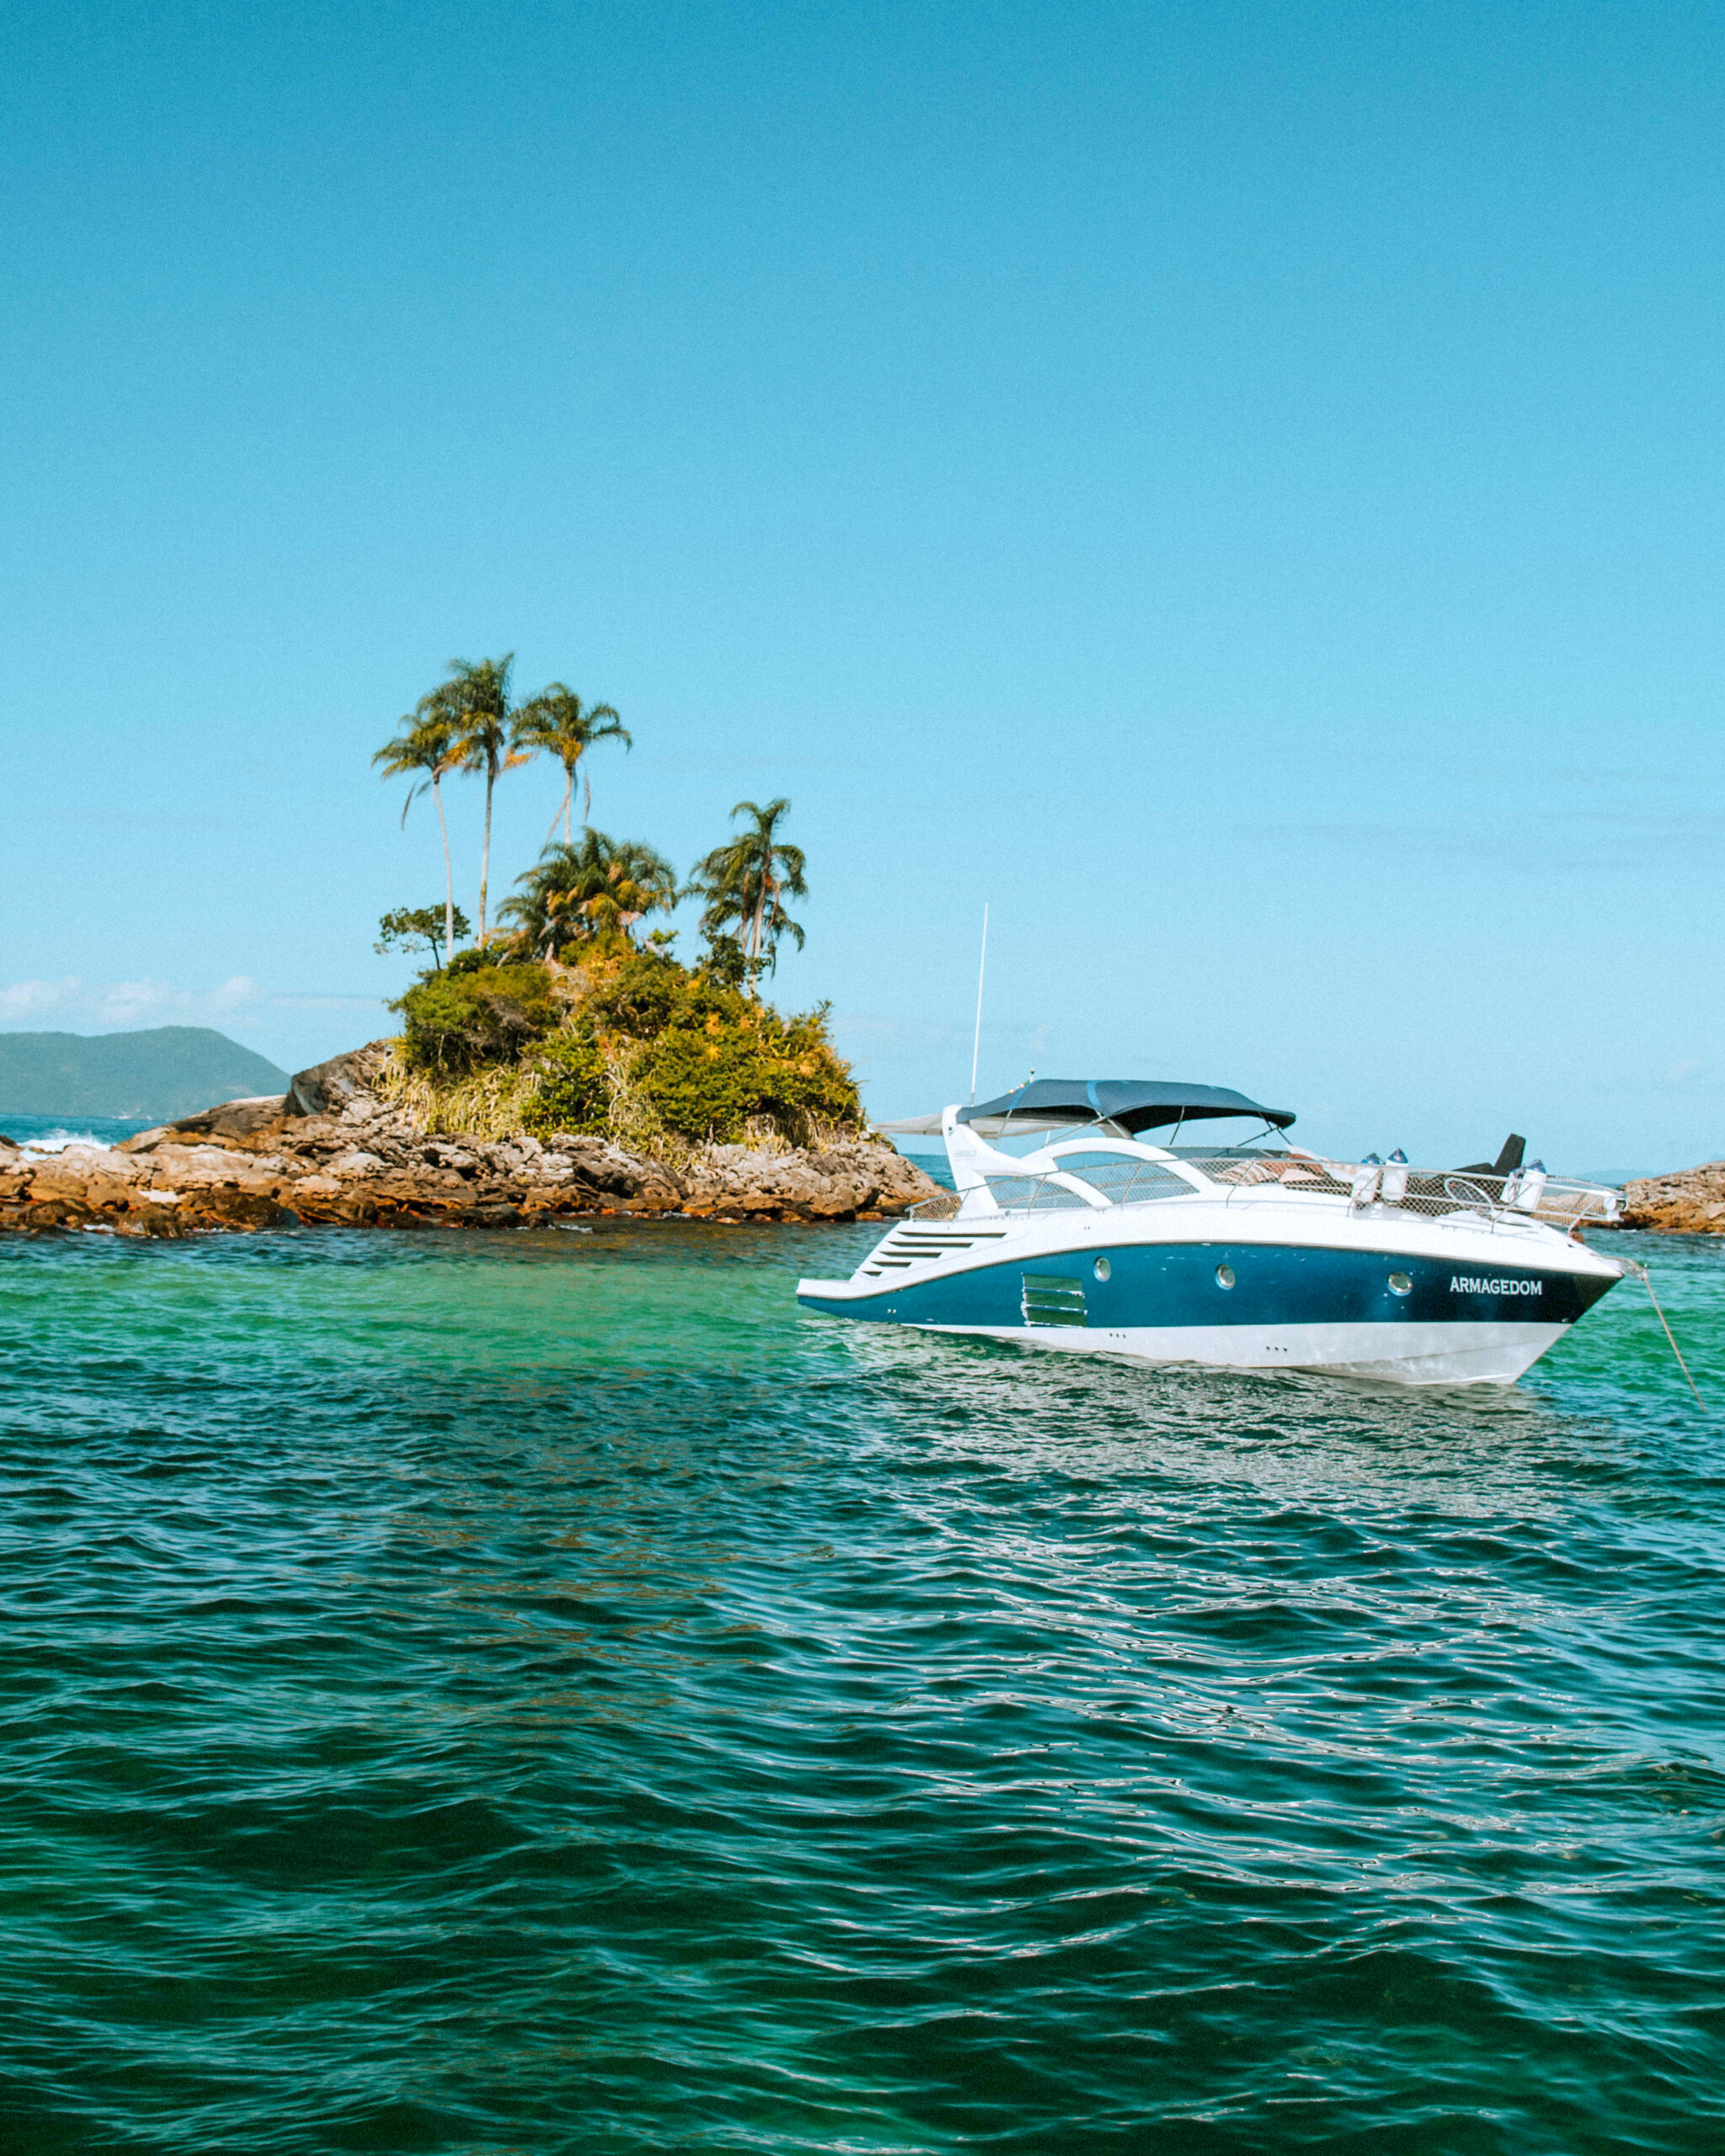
[479,760,494,940]
[750,883,766,993]
[433,773,456,964]
[549,767,572,846]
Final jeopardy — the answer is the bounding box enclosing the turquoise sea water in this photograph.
[1,1220,1721,2153]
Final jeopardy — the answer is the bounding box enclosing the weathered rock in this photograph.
[0,1040,940,1236]
[679,1139,936,1219]
[160,1095,290,1143]
[1621,1161,1725,1234]
[282,1042,394,1118]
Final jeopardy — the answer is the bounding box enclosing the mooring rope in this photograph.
[1621,1257,1706,1407]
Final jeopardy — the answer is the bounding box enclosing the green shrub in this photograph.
[630,999,861,1144]
[390,944,863,1145]
[563,950,862,1143]
[523,1023,610,1136]
[582,948,686,1038]
[393,963,557,1075]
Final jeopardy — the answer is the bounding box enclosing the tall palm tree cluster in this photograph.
[374,656,808,986]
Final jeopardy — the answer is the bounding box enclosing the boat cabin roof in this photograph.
[880,1078,1295,1139]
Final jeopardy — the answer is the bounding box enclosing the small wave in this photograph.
[2,1113,153,1153]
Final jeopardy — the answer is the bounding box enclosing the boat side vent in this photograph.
[862,1229,1000,1276]
[1022,1273,1087,1327]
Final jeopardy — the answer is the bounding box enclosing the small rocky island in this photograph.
[0,756,950,1235]
[0,1038,937,1236]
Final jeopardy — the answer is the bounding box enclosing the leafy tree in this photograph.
[393,962,557,1075]
[499,830,679,957]
[415,655,530,942]
[511,686,632,843]
[372,712,462,963]
[686,798,807,989]
[376,904,472,969]
[697,933,749,990]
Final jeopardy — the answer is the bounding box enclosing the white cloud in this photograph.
[0,976,379,1033]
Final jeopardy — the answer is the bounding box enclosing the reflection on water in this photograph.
[838,1311,1599,1518]
[0,1219,1719,2153]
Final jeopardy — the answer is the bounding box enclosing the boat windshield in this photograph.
[1046,1151,1194,1204]
[1168,1143,1291,1160]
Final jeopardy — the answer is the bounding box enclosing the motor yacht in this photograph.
[796,1079,1626,1385]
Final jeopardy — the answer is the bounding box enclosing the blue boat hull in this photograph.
[797,1238,1610,1331]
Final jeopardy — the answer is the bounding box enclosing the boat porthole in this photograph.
[1093,1257,1111,1283]
[1388,1273,1413,1296]
[1215,1264,1236,1289]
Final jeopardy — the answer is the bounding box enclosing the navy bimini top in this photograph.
[956,1079,1295,1136]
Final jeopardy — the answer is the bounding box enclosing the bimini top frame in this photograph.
[879,1077,1295,1141]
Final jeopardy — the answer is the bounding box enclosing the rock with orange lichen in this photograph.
[1621,1161,1725,1235]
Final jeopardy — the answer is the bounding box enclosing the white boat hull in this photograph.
[916,1316,1571,1385]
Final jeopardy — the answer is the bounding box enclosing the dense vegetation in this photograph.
[387,947,860,1150]
[374,654,862,1153]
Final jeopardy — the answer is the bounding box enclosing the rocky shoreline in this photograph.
[1619,1162,1725,1235]
[0,1043,938,1236]
[8,1042,1715,1241]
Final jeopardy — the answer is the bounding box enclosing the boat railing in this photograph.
[911,1157,1624,1230]
[1183,1155,1624,1230]
[1374,1169,1621,1230]
[1182,1156,1357,1198]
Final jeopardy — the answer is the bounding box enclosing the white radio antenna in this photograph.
[969,902,989,1103]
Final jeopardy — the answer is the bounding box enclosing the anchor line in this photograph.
[1621,1257,1706,1407]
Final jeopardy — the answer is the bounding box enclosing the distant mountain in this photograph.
[0,1027,290,1121]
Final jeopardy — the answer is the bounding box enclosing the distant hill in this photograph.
[0,1027,290,1121]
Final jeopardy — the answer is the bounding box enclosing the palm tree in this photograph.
[511,686,632,843]
[418,656,528,941]
[500,831,679,957]
[686,798,807,986]
[372,712,461,964]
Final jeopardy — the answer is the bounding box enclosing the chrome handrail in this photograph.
[920,1155,1623,1231]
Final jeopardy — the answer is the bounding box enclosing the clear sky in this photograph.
[3,0,1721,1171]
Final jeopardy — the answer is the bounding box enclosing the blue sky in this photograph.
[2,0,1721,1171]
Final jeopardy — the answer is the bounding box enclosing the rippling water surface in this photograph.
[2,1221,1721,2153]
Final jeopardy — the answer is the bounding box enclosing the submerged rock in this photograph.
[1621,1161,1725,1235]
[0,1040,937,1236]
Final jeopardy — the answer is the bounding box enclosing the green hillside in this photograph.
[0,1028,289,1120]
